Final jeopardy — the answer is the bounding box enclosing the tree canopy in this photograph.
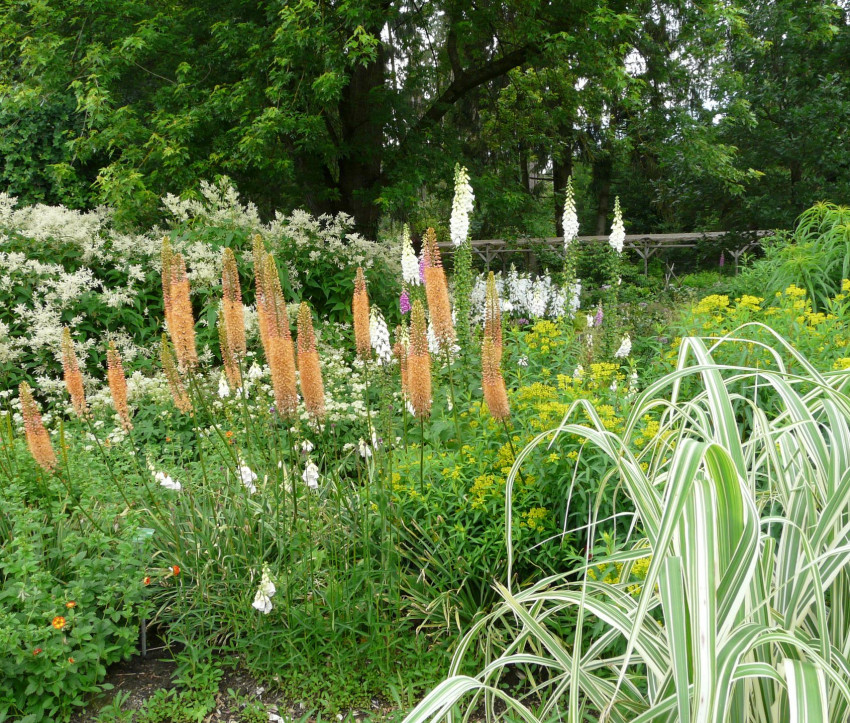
[1,0,848,236]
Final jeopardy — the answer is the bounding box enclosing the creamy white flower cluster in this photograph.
[469,267,581,322]
[400,224,420,286]
[562,177,579,249]
[609,197,625,254]
[252,563,276,614]
[450,165,475,247]
[369,307,392,365]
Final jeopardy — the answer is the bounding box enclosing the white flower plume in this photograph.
[302,460,319,490]
[251,563,276,614]
[401,224,420,286]
[609,197,625,254]
[369,307,392,365]
[562,176,579,249]
[450,164,474,247]
[155,471,181,491]
[614,334,632,359]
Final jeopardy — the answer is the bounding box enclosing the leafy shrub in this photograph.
[735,201,850,310]
[0,478,149,722]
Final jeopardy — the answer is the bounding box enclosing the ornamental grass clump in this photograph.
[297,301,325,421]
[19,382,57,471]
[61,327,87,418]
[403,328,850,723]
[106,341,132,431]
[353,266,371,360]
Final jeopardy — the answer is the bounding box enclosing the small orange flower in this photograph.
[144,576,151,586]
[171,565,180,576]
[65,601,76,609]
[225,430,234,439]
[68,657,75,664]
[33,648,42,656]
[52,616,66,630]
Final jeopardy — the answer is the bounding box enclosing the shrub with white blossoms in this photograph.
[251,563,276,614]
[469,266,581,322]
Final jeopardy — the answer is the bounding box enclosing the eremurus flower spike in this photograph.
[422,228,455,352]
[408,300,431,418]
[352,267,371,360]
[297,302,325,420]
[61,327,87,418]
[168,253,198,371]
[161,335,191,413]
[221,247,246,359]
[19,382,57,472]
[106,341,133,431]
[481,336,510,421]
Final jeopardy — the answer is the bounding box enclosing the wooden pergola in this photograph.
[437,230,771,275]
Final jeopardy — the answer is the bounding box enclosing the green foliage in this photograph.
[735,202,850,310]
[403,333,850,722]
[0,475,149,721]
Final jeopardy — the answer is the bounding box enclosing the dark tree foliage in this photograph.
[0,0,848,236]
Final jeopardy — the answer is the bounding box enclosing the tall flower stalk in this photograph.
[422,228,456,353]
[166,253,198,371]
[19,382,57,472]
[106,341,133,431]
[161,335,192,413]
[408,300,431,493]
[562,175,579,291]
[61,327,87,418]
[352,267,371,361]
[297,302,325,422]
[451,164,474,351]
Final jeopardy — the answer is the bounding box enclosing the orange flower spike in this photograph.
[482,336,510,421]
[296,302,325,420]
[264,253,289,339]
[161,336,192,414]
[221,247,246,359]
[106,341,133,431]
[407,300,432,418]
[393,325,409,398]
[484,271,503,361]
[168,253,198,371]
[19,382,57,472]
[61,327,87,418]
[422,228,455,351]
[218,314,242,389]
[161,236,174,335]
[352,267,371,360]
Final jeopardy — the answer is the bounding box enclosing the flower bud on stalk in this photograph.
[482,336,510,421]
[19,382,57,471]
[484,271,503,363]
[218,314,242,389]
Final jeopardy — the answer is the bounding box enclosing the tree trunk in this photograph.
[334,43,387,238]
[553,149,573,237]
[592,154,613,234]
